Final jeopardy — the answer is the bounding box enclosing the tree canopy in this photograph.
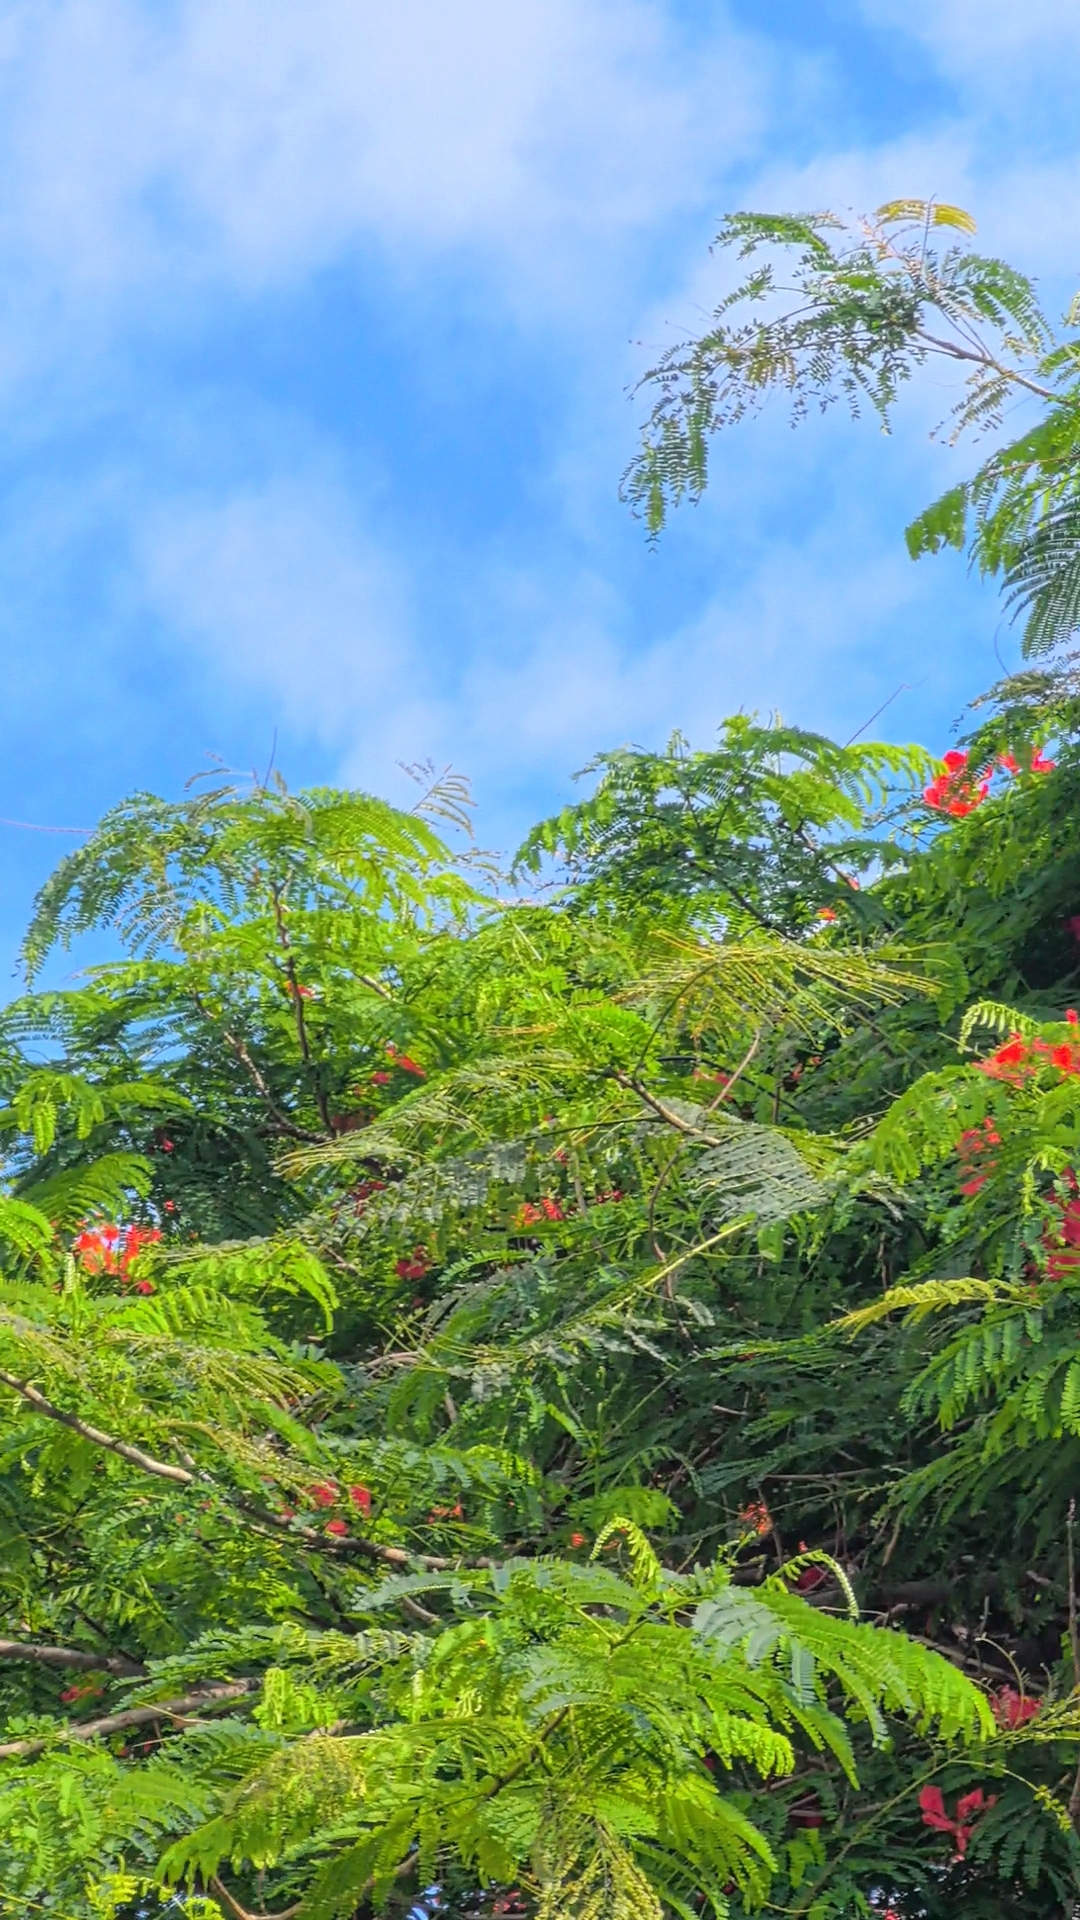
[8,199,1080,1920]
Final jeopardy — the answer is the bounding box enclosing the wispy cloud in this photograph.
[0,0,1071,969]
[0,0,769,307]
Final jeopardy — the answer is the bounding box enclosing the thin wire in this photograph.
[843,681,920,748]
[0,818,91,834]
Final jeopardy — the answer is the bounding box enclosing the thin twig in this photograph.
[270,879,334,1134]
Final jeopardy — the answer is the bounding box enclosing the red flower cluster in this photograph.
[73,1222,161,1292]
[919,1784,996,1858]
[517,1196,564,1227]
[738,1500,772,1538]
[923,747,1054,817]
[349,1177,386,1214]
[306,1480,373,1526]
[956,1120,1002,1197]
[990,1685,1040,1729]
[385,1042,426,1078]
[978,1015,1080,1084]
[395,1247,431,1281]
[59,1679,104,1705]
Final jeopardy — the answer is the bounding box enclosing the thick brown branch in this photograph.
[0,1371,194,1485]
[0,1680,256,1761]
[0,1639,145,1676]
[0,1368,460,1572]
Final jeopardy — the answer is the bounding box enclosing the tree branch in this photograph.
[0,1680,256,1760]
[0,1368,461,1572]
[913,327,1056,402]
[209,1849,418,1920]
[191,990,322,1143]
[0,1370,193,1485]
[270,880,334,1135]
[0,1639,145,1676]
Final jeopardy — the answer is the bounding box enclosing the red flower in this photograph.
[428,1500,464,1521]
[569,1531,587,1548]
[1031,749,1056,773]
[59,1680,103,1704]
[957,1121,1001,1196]
[348,1484,372,1516]
[396,1054,427,1078]
[817,907,838,922]
[990,1685,1040,1729]
[163,1200,177,1213]
[325,1518,349,1537]
[371,1070,392,1086]
[395,1247,431,1281]
[73,1221,161,1281]
[923,749,993,817]
[517,1197,563,1227]
[919,1784,996,1858]
[308,1482,338,1508]
[794,1564,829,1593]
[738,1500,772,1538]
[1042,1189,1080,1280]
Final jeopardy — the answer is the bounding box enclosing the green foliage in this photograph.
[625,195,1080,669]
[623,200,1056,537]
[16,202,1080,1920]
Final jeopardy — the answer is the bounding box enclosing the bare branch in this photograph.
[0,1370,194,1485]
[0,1680,256,1761]
[0,1639,145,1676]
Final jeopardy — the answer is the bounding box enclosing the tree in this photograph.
[0,748,1011,1920]
[623,199,1080,659]
[9,198,1080,1920]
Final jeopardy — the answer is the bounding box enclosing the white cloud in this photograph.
[0,0,767,308]
[860,0,1080,76]
[135,472,444,768]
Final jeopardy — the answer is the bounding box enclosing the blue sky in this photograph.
[0,0,1077,978]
